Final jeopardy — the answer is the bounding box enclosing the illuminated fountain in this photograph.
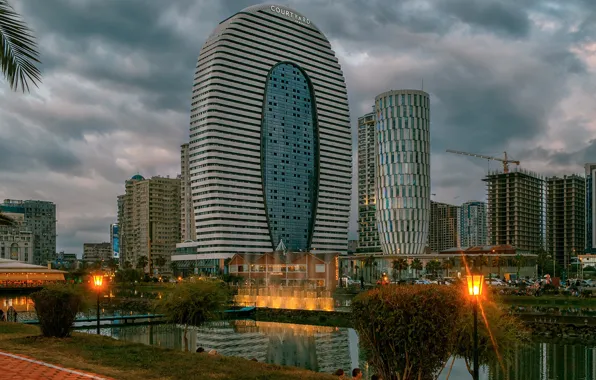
[234,287,334,311]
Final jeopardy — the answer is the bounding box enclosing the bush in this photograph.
[31,285,84,338]
[352,285,464,380]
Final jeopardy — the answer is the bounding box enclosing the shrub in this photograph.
[352,285,465,380]
[158,280,230,351]
[31,285,84,338]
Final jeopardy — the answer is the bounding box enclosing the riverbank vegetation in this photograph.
[0,323,334,380]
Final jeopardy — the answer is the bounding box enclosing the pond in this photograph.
[77,320,596,380]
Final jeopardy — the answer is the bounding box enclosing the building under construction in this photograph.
[484,168,544,253]
[546,175,585,267]
[429,201,459,252]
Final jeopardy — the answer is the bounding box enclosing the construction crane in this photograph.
[446,149,520,173]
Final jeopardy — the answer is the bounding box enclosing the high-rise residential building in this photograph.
[180,143,195,242]
[83,242,112,262]
[429,201,459,252]
[459,201,488,247]
[484,169,544,253]
[183,4,351,260]
[357,111,380,253]
[0,199,56,264]
[374,90,430,255]
[546,175,585,267]
[118,175,181,273]
[586,164,596,253]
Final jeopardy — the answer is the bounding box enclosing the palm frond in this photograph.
[0,0,41,92]
[0,211,15,226]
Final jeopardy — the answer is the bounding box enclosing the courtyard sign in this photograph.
[270,5,311,25]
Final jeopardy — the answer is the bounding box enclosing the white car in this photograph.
[485,278,507,287]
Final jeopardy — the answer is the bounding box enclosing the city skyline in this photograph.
[0,0,594,252]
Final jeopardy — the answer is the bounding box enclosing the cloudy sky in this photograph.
[1,0,595,253]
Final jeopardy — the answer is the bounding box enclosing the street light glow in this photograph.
[467,274,484,296]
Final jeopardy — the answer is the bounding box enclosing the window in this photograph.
[315,264,325,273]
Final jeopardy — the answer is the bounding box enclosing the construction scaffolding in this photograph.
[483,168,544,253]
[546,175,585,268]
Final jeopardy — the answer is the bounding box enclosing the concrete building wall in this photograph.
[0,199,56,265]
[546,175,585,267]
[0,225,34,263]
[83,242,112,262]
[180,144,195,242]
[374,90,431,255]
[357,111,381,254]
[585,163,596,253]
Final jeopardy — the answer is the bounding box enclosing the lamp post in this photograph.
[467,274,484,380]
[92,274,103,335]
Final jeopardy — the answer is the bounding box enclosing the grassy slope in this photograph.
[0,323,334,380]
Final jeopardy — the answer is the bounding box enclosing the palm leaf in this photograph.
[0,211,15,226]
[0,0,41,92]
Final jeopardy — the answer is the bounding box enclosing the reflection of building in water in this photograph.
[110,324,183,351]
[489,342,596,380]
[193,320,353,372]
[314,327,352,373]
[193,321,269,362]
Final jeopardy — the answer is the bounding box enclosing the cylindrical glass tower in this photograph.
[375,90,430,255]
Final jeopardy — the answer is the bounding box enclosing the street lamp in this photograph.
[467,274,484,380]
[92,274,103,335]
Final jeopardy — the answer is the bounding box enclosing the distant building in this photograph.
[375,90,431,255]
[180,144,195,242]
[357,111,381,254]
[118,175,181,274]
[429,201,459,252]
[0,224,34,263]
[228,251,338,290]
[484,169,544,253]
[459,201,488,247]
[0,199,56,265]
[546,175,585,267]
[586,164,596,253]
[83,242,112,262]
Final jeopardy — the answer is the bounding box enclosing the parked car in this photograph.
[485,278,507,287]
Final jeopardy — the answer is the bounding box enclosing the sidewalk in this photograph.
[0,351,114,380]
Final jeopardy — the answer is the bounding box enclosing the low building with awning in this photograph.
[0,258,66,288]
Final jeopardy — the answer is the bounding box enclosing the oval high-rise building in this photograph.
[185,4,351,257]
[375,90,430,255]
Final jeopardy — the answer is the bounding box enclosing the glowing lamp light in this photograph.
[467,274,484,296]
[93,274,103,288]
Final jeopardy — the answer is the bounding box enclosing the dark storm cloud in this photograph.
[0,0,594,251]
[438,0,531,38]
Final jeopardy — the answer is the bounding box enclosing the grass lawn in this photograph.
[0,323,334,380]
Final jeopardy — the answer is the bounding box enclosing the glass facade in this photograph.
[375,90,430,255]
[262,63,317,251]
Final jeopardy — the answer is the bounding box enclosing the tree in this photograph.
[411,258,423,278]
[136,256,148,271]
[363,256,375,283]
[441,258,454,277]
[154,256,167,271]
[123,260,133,269]
[0,211,15,226]
[0,0,42,92]
[107,258,119,272]
[392,258,409,281]
[170,261,179,277]
[425,260,441,277]
[31,285,84,338]
[158,281,230,351]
